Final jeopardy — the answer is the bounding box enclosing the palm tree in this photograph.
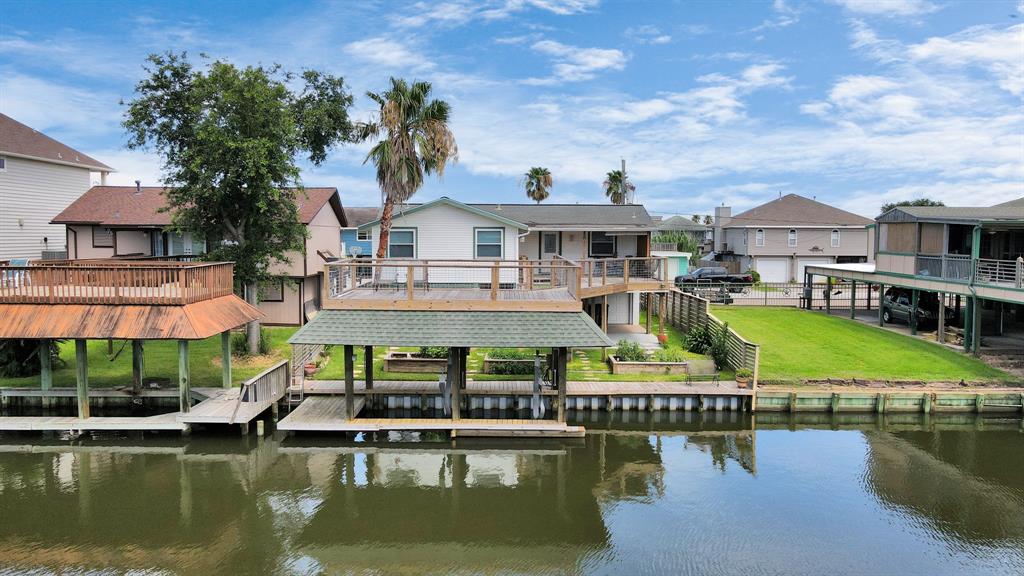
[603,169,635,205]
[522,167,553,204]
[703,215,713,226]
[690,214,701,224]
[358,78,457,259]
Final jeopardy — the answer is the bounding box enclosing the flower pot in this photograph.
[736,377,750,389]
[304,363,317,377]
[656,334,669,344]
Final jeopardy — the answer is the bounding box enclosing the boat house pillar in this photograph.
[364,346,374,390]
[221,331,231,388]
[178,340,190,413]
[75,339,89,419]
[556,347,568,423]
[39,339,52,407]
[344,344,355,420]
[132,340,145,395]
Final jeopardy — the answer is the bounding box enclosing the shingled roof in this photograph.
[343,207,381,228]
[728,194,872,228]
[52,186,345,226]
[0,113,112,171]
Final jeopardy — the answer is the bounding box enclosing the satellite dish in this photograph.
[349,246,362,256]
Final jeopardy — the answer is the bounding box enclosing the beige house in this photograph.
[52,185,347,325]
[0,113,113,261]
[709,194,873,282]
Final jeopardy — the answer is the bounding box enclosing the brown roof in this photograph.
[0,113,113,171]
[728,194,873,227]
[343,207,380,227]
[52,186,345,227]
[0,296,261,340]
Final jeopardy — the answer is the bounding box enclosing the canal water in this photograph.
[0,413,1021,575]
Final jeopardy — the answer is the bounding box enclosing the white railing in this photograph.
[975,257,1024,288]
[230,359,289,424]
[915,254,971,281]
[577,257,667,288]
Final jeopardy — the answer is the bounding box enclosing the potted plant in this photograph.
[304,362,318,377]
[735,368,753,388]
[656,333,669,344]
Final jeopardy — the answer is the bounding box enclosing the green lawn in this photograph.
[0,327,297,388]
[710,306,1011,383]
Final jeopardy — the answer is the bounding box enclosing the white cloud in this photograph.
[748,0,801,33]
[343,37,434,71]
[0,72,123,137]
[624,25,672,45]
[908,24,1024,95]
[829,0,940,18]
[524,40,628,83]
[392,0,598,28]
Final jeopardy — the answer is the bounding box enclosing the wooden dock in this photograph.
[0,412,187,432]
[276,395,584,437]
[304,379,751,397]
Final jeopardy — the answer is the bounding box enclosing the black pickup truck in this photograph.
[674,267,754,291]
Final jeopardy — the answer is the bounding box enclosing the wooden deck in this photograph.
[0,412,187,431]
[325,286,580,312]
[177,387,277,425]
[304,379,751,397]
[276,395,584,437]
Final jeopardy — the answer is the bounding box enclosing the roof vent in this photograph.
[134,180,142,195]
[57,152,62,159]
[75,155,80,162]
[495,204,502,211]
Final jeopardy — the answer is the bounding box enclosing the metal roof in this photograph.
[878,204,1024,224]
[289,310,614,347]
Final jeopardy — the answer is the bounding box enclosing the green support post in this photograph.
[910,289,919,335]
[178,340,191,413]
[849,280,856,320]
[878,284,885,326]
[964,298,974,352]
[972,297,982,356]
[221,331,232,388]
[132,340,145,395]
[75,339,89,419]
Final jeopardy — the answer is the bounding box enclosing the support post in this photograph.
[964,298,974,352]
[910,289,919,335]
[220,332,231,388]
[659,293,667,338]
[556,347,568,423]
[866,283,872,311]
[645,293,652,334]
[39,339,52,394]
[75,339,89,419]
[178,340,190,413]
[344,345,354,420]
[849,280,856,320]
[878,283,885,326]
[825,277,832,314]
[937,294,946,343]
[972,297,982,356]
[451,348,462,421]
[364,346,374,390]
[131,340,145,395]
[601,294,609,361]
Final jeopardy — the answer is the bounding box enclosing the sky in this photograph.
[1,0,1022,219]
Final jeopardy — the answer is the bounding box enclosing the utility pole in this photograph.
[621,158,630,204]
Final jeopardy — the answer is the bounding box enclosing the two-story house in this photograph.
[341,207,379,258]
[52,184,347,325]
[708,194,873,282]
[349,197,666,334]
[0,113,113,261]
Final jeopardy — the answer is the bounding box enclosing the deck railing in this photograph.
[915,254,971,281]
[911,254,1024,288]
[231,359,289,424]
[327,258,580,303]
[576,256,667,288]
[0,260,235,305]
[975,257,1024,288]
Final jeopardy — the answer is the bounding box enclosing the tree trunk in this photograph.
[245,281,260,355]
[375,199,395,259]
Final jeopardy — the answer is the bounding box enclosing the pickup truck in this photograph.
[674,267,754,292]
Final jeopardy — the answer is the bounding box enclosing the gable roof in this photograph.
[993,197,1024,208]
[343,207,381,228]
[358,197,656,231]
[878,204,1024,224]
[657,215,707,232]
[728,194,872,228]
[0,113,113,171]
[52,186,346,227]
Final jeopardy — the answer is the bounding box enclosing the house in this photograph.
[51,184,347,325]
[0,113,113,261]
[656,215,710,249]
[708,194,873,282]
[341,207,379,258]
[352,197,665,332]
[803,198,1024,355]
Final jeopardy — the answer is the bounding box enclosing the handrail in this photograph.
[230,359,289,424]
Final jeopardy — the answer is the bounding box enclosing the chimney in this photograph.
[714,205,732,227]
[134,180,142,195]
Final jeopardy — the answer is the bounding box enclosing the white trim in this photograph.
[788,229,797,247]
[0,150,113,172]
[357,229,371,241]
[474,227,504,260]
[387,228,417,258]
[0,156,6,172]
[755,228,764,246]
[831,229,840,248]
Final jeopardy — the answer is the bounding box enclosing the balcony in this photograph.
[0,260,236,305]
[913,255,1024,288]
[575,257,670,298]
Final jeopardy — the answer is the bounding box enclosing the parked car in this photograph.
[881,287,955,327]
[675,267,754,292]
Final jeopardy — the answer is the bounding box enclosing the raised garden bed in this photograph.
[483,355,547,375]
[383,352,447,373]
[607,355,689,375]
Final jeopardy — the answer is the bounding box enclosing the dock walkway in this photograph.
[304,379,751,397]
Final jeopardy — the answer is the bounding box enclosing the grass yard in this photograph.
[711,306,1011,383]
[0,327,297,388]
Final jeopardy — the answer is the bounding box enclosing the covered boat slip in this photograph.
[282,309,614,436]
[0,260,274,431]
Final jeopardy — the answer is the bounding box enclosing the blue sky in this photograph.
[1,0,1021,218]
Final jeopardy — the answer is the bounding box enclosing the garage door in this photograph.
[754,258,789,283]
[798,259,832,282]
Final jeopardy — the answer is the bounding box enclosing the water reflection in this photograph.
[0,413,1020,575]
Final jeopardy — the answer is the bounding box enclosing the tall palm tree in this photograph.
[690,214,701,224]
[522,167,553,204]
[603,169,635,205]
[358,78,457,258]
[703,215,713,226]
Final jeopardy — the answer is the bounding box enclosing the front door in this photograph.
[541,232,558,259]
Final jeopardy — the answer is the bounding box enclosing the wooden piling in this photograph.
[178,340,190,413]
[221,331,231,388]
[344,344,355,420]
[75,339,89,419]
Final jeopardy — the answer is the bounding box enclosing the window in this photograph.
[93,227,113,248]
[475,228,503,259]
[0,156,6,171]
[788,229,797,247]
[755,229,765,247]
[357,229,371,241]
[260,279,285,302]
[831,229,840,248]
[387,229,416,258]
[542,232,558,254]
[590,231,615,257]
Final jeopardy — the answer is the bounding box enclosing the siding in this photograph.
[370,203,522,260]
[69,225,115,259]
[259,278,303,325]
[305,203,343,276]
[341,229,373,257]
[0,156,92,259]
[729,226,870,258]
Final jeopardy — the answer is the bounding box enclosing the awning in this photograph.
[0,295,262,340]
[289,310,614,348]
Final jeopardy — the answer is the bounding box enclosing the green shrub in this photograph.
[614,340,648,362]
[709,322,732,370]
[418,346,450,359]
[485,349,543,375]
[652,348,688,362]
[487,348,537,360]
[736,368,753,379]
[0,339,63,378]
[684,323,713,354]
[231,329,270,357]
[746,269,761,284]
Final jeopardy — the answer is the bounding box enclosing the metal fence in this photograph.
[675,281,882,309]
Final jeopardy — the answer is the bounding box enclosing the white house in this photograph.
[0,113,113,261]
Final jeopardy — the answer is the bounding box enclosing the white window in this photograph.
[831,229,840,248]
[387,229,416,258]
[590,231,616,257]
[357,229,371,241]
[788,229,797,247]
[93,227,113,248]
[0,156,6,172]
[755,229,765,247]
[475,228,503,259]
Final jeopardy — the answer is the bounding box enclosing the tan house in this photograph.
[52,184,346,325]
[709,194,873,282]
[0,113,113,261]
